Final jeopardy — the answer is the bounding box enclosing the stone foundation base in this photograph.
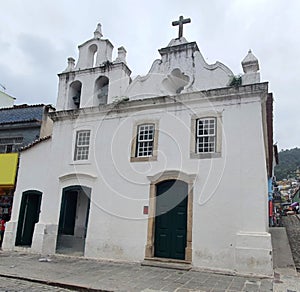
[235,231,273,276]
[31,223,58,255]
[2,222,58,256]
[2,221,17,250]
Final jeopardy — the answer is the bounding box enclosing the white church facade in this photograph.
[3,18,275,276]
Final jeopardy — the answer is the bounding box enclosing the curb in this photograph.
[0,273,112,292]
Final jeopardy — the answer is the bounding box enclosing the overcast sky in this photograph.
[0,0,299,150]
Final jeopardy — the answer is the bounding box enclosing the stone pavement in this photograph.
[0,275,72,292]
[270,224,300,292]
[0,251,273,292]
[282,215,300,271]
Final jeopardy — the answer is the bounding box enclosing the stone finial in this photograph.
[114,46,127,63]
[241,49,260,85]
[94,23,103,39]
[64,57,75,72]
[242,49,259,73]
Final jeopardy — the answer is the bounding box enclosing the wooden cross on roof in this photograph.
[172,16,191,39]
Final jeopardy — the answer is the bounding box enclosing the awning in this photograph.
[0,153,19,189]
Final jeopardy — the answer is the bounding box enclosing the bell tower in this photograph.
[56,23,132,110]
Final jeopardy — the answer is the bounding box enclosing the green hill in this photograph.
[275,148,300,180]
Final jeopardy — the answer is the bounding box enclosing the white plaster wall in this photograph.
[39,108,54,138]
[54,94,269,272]
[0,91,14,108]
[191,101,271,274]
[126,46,233,100]
[56,65,130,111]
[75,39,113,70]
[74,190,89,238]
[5,92,271,275]
[2,139,56,251]
[56,74,72,111]
[57,39,234,110]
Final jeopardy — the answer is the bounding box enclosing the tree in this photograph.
[275,148,300,180]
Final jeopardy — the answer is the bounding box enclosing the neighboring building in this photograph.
[0,104,54,153]
[0,90,15,108]
[266,98,278,226]
[4,20,275,276]
[291,187,300,204]
[0,104,54,221]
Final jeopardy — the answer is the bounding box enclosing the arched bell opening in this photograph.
[94,76,109,105]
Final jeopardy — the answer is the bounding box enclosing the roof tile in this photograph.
[0,104,45,124]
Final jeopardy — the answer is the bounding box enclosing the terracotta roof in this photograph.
[20,135,51,152]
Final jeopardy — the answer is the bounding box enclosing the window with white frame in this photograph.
[0,137,23,153]
[196,118,216,153]
[74,130,91,161]
[136,124,155,157]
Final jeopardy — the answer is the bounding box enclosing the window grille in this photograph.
[136,124,154,157]
[0,137,23,153]
[74,130,91,160]
[196,118,216,153]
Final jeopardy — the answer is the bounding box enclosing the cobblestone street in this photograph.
[281,215,300,271]
[0,276,73,292]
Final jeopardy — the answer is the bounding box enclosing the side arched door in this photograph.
[15,191,42,246]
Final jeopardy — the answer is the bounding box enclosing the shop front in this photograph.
[0,153,19,220]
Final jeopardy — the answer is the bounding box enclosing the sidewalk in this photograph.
[1,226,300,292]
[0,251,273,292]
[270,227,300,292]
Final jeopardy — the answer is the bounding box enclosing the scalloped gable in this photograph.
[125,39,234,100]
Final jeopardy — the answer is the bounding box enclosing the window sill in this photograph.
[130,156,157,162]
[69,160,92,166]
[190,152,221,159]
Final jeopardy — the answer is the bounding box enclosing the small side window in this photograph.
[0,137,23,153]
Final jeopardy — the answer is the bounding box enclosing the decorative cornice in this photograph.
[50,82,269,122]
[159,41,199,55]
[58,61,131,77]
[59,172,97,182]
[147,170,196,184]
[78,37,113,49]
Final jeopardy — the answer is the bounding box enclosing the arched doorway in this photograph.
[154,180,188,260]
[56,185,91,255]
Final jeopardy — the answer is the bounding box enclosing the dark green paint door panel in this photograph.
[16,191,42,246]
[154,180,188,260]
[58,190,78,235]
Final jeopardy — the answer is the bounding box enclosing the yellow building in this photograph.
[0,153,18,218]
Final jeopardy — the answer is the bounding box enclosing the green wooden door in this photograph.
[58,190,78,235]
[16,191,42,246]
[154,180,188,260]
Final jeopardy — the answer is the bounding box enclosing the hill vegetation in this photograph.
[275,148,300,180]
